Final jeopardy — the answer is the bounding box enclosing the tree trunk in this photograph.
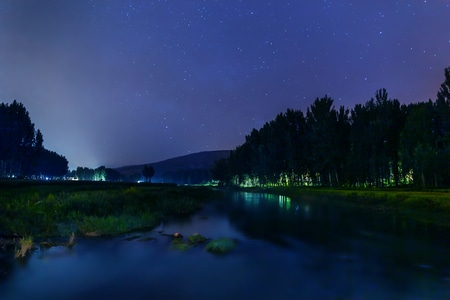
[421,171,425,188]
[335,170,340,187]
[328,172,332,188]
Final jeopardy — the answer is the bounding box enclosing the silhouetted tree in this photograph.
[216,66,450,189]
[142,165,155,182]
[284,108,307,185]
[0,100,44,177]
[74,166,108,181]
[211,158,230,185]
[306,96,339,186]
[398,68,450,188]
[76,167,95,180]
[437,67,450,103]
[34,129,44,170]
[37,149,69,178]
[105,168,121,181]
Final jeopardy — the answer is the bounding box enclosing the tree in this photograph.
[76,167,94,180]
[27,129,44,176]
[94,166,106,181]
[347,90,405,187]
[211,158,230,185]
[333,106,351,186]
[142,165,155,183]
[285,108,307,185]
[398,68,450,188]
[37,149,69,178]
[306,96,339,186]
[0,100,42,177]
[219,66,450,188]
[436,67,450,104]
[105,168,121,181]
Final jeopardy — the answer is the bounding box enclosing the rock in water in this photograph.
[205,238,236,254]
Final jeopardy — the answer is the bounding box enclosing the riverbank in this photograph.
[0,181,222,252]
[2,181,449,256]
[2,187,449,299]
[231,186,450,227]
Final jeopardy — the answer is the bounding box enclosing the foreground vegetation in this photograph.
[0,181,221,241]
[2,180,448,259]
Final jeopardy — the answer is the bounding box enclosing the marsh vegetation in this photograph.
[0,180,221,256]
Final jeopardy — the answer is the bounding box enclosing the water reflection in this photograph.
[238,192,291,211]
[1,192,449,299]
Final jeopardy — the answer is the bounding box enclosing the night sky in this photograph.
[1,1,449,169]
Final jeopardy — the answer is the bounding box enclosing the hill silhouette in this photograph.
[115,150,231,184]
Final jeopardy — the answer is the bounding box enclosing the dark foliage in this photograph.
[0,100,66,178]
[215,67,450,188]
[142,165,155,182]
[37,149,69,178]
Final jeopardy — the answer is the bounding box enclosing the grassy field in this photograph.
[0,180,222,239]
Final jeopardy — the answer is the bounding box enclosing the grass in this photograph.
[0,180,222,240]
[14,236,33,259]
[68,232,75,247]
[75,213,158,236]
[6,180,448,255]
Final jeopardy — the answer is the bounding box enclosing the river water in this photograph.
[1,192,449,299]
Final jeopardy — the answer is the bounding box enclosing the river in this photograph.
[1,192,449,299]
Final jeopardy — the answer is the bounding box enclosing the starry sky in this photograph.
[0,1,449,169]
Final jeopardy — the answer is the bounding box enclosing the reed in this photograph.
[14,236,33,259]
[68,232,75,247]
[0,181,220,238]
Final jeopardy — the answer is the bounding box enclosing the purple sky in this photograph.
[1,0,449,169]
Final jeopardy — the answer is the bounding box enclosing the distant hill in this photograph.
[115,150,231,184]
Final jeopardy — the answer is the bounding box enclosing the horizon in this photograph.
[112,149,231,170]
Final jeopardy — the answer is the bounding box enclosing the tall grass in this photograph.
[14,236,33,258]
[76,213,158,236]
[0,181,221,238]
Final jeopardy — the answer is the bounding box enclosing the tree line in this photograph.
[212,67,450,189]
[0,100,68,178]
[73,166,121,181]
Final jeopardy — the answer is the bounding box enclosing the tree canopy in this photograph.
[142,165,155,183]
[0,100,68,178]
[213,67,450,189]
